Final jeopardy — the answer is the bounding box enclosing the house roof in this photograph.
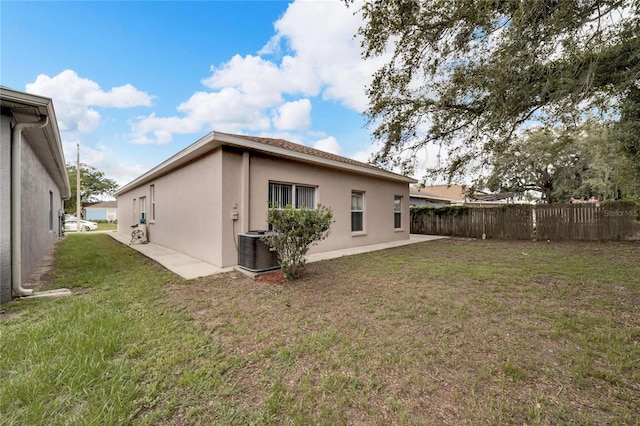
[0,86,70,198]
[116,131,417,195]
[84,200,117,209]
[411,184,516,205]
[410,184,468,203]
[472,192,515,202]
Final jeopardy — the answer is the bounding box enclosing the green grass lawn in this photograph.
[97,222,117,231]
[1,235,638,424]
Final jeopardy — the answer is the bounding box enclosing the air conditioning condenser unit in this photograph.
[237,231,280,272]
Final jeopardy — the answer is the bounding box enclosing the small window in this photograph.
[140,196,147,221]
[49,191,54,231]
[351,191,364,232]
[150,184,156,221]
[394,195,402,229]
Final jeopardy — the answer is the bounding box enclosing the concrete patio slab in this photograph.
[109,232,233,279]
[306,234,448,263]
[110,231,447,280]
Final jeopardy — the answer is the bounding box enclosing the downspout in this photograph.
[11,115,49,297]
[241,151,250,233]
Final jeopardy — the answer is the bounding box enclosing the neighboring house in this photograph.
[410,184,468,207]
[115,131,417,269]
[1,86,70,303]
[410,184,515,207]
[84,200,117,221]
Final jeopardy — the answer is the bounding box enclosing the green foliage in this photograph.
[65,163,119,214]
[262,205,333,280]
[0,235,216,424]
[614,86,640,190]
[348,0,640,182]
[484,122,638,203]
[411,206,469,217]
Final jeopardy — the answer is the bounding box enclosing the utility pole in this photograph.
[76,143,81,232]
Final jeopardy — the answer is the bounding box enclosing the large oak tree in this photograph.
[348,0,640,181]
[484,122,637,203]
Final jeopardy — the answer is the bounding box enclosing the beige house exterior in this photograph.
[115,132,416,269]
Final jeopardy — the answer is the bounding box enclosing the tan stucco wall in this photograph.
[117,149,223,265]
[246,153,411,254]
[118,147,411,269]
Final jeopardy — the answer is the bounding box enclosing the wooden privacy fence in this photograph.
[410,202,639,241]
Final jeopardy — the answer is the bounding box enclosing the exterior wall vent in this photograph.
[237,231,280,272]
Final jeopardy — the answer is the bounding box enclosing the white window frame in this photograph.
[394,195,403,230]
[150,184,156,222]
[351,191,365,233]
[139,196,147,221]
[49,190,54,231]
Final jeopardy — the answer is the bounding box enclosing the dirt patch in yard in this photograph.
[255,269,286,285]
[166,238,640,424]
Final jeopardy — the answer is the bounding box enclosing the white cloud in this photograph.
[313,136,342,155]
[86,83,153,108]
[130,113,202,145]
[202,54,318,106]
[130,87,274,144]
[62,139,147,187]
[273,99,312,131]
[178,89,272,131]
[129,0,383,145]
[26,69,152,133]
[62,140,101,167]
[349,136,443,182]
[351,140,380,164]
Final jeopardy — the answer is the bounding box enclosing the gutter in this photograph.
[11,115,48,297]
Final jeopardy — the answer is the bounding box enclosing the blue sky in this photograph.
[2,0,413,187]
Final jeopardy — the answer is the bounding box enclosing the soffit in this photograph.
[1,86,70,198]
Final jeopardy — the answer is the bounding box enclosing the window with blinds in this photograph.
[295,186,315,209]
[268,182,316,209]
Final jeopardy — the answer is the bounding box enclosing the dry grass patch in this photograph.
[166,239,640,424]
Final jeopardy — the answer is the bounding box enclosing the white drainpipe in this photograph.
[11,115,49,297]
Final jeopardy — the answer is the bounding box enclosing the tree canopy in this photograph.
[65,163,119,214]
[349,0,640,181]
[484,122,637,203]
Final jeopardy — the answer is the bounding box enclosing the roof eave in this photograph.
[116,132,417,196]
[214,132,417,184]
[0,86,71,199]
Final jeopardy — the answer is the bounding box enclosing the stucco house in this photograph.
[115,131,417,269]
[410,184,468,207]
[84,200,117,222]
[1,86,70,303]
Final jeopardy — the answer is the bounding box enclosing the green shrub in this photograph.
[262,205,333,280]
[410,206,469,216]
